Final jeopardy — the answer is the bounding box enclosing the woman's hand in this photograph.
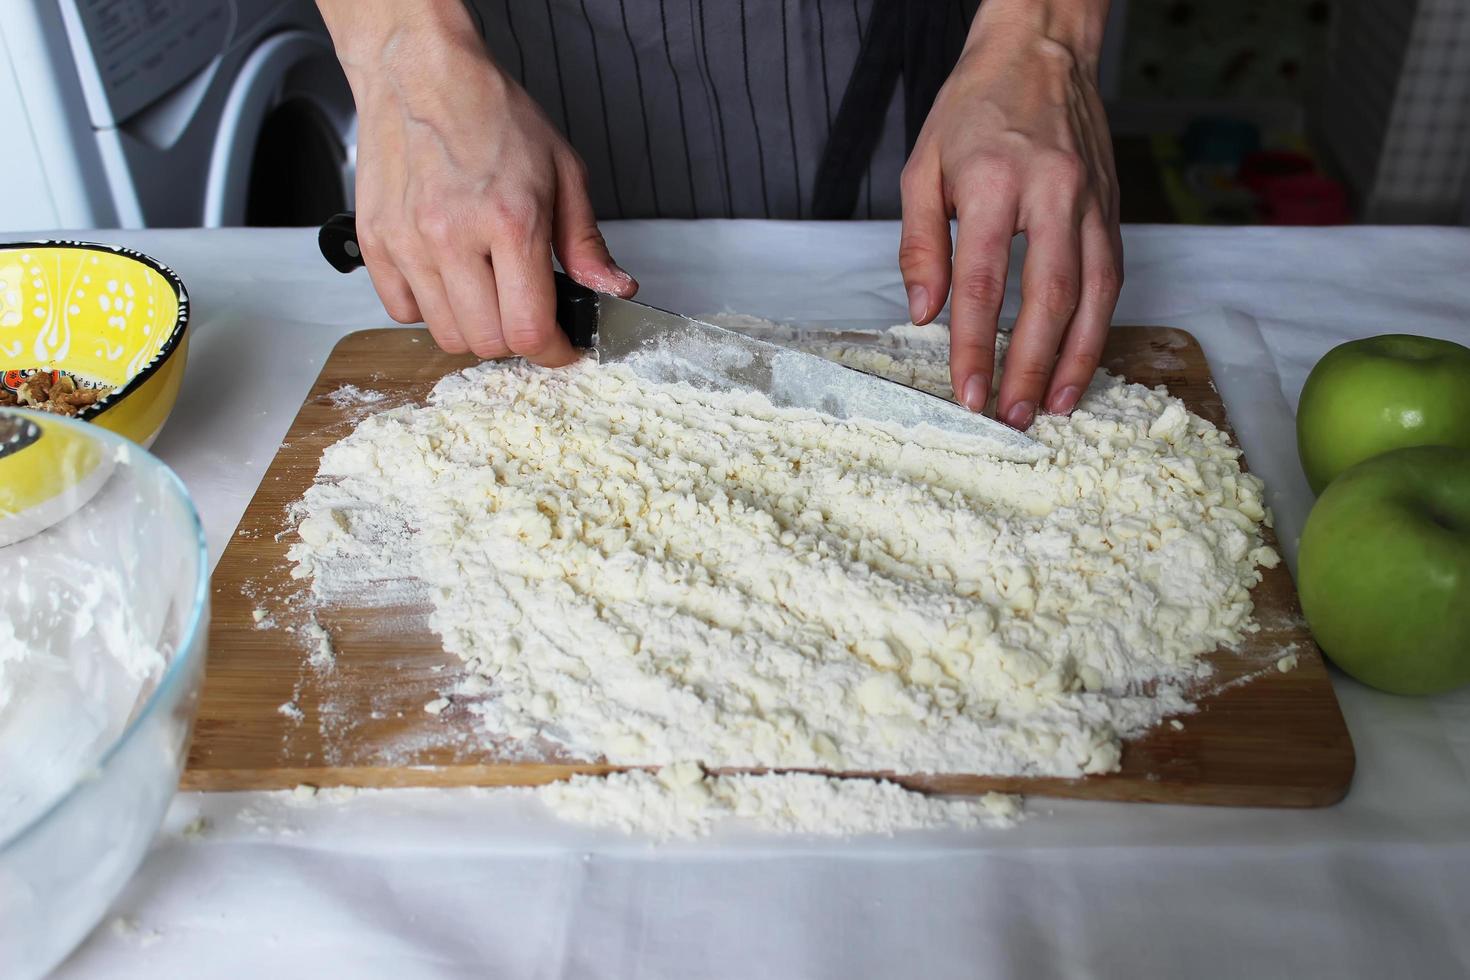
[899,0,1121,429]
[318,0,636,363]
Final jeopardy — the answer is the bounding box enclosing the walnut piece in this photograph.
[4,370,112,416]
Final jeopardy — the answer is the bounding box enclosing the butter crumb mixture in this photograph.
[289,326,1276,782]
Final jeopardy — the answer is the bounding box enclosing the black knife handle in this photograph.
[318,211,364,273]
[317,211,599,349]
[554,267,598,348]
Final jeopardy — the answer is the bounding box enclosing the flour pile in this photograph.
[537,764,1021,840]
[289,322,1277,834]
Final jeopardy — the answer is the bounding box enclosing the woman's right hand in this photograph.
[318,0,636,363]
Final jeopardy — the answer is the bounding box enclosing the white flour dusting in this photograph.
[301,618,336,671]
[536,763,1022,840]
[288,321,1277,832]
[325,384,388,409]
[207,768,1014,842]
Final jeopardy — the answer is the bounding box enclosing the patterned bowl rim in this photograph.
[1,240,191,421]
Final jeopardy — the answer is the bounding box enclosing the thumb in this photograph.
[898,161,953,324]
[552,159,637,297]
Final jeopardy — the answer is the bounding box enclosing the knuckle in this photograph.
[583,226,609,250]
[424,320,464,351]
[489,194,545,245]
[382,299,419,324]
[956,268,1007,311]
[1011,359,1053,388]
[1062,350,1101,379]
[361,224,412,266]
[1038,274,1080,318]
[899,161,927,198]
[504,321,552,358]
[357,224,391,260]
[897,233,941,268]
[564,221,609,258]
[1044,151,1087,193]
[432,330,469,355]
[1086,263,1123,304]
[415,206,459,248]
[956,156,1016,198]
[562,156,591,189]
[462,326,509,359]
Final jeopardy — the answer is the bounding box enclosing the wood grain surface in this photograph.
[184,327,1355,806]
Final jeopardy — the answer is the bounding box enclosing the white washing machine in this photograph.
[0,0,355,231]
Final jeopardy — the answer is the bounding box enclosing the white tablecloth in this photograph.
[41,222,1470,978]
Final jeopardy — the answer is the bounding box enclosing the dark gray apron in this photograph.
[466,0,981,220]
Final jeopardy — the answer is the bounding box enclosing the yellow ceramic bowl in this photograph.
[1,241,190,447]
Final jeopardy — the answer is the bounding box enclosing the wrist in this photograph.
[317,0,485,85]
[967,0,1109,66]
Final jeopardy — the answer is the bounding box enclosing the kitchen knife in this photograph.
[318,212,1039,453]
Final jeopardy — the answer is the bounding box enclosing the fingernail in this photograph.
[907,284,929,324]
[584,263,637,295]
[606,263,637,293]
[961,373,989,413]
[1005,400,1035,430]
[1048,385,1081,414]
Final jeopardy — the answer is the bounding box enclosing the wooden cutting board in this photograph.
[185,326,1355,806]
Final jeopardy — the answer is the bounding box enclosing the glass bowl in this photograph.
[0,408,207,978]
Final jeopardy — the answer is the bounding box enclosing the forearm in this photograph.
[967,0,1110,67]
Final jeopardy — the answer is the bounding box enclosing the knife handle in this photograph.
[318,211,364,274]
[554,268,598,348]
[318,211,599,349]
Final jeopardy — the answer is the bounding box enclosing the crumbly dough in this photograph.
[536,763,1022,840]
[289,323,1276,782]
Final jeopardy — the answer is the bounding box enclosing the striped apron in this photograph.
[466,0,983,219]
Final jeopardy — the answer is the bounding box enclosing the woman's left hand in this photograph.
[899,0,1122,430]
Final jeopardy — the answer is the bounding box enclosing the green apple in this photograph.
[1298,445,1470,695]
[1297,334,1470,494]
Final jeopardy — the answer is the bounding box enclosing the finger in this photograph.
[949,187,1017,414]
[439,251,512,360]
[552,157,637,297]
[398,263,471,356]
[359,234,422,325]
[1043,212,1122,415]
[996,213,1081,430]
[898,155,953,325]
[493,223,576,367]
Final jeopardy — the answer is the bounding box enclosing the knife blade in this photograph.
[319,212,1040,453]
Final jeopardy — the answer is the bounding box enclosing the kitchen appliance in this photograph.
[0,0,354,231]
